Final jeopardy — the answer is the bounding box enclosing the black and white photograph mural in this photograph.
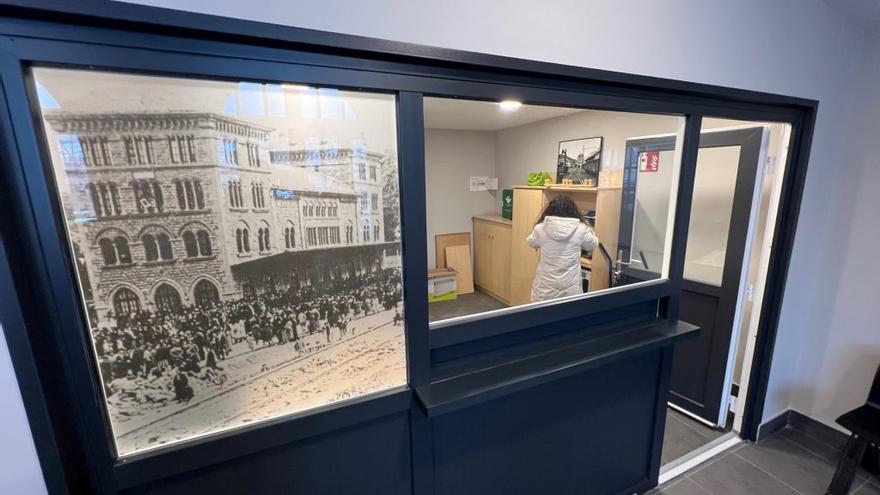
[33,68,406,456]
[556,136,602,184]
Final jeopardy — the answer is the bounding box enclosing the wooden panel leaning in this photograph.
[445,245,474,295]
[435,232,471,269]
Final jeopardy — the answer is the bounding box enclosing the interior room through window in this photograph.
[423,97,685,323]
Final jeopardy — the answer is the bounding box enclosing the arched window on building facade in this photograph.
[227,180,244,208]
[142,233,159,261]
[132,179,164,213]
[363,221,370,242]
[284,222,296,249]
[98,234,132,266]
[183,231,199,258]
[154,283,182,312]
[235,226,250,254]
[251,183,263,209]
[142,231,173,262]
[113,288,141,317]
[175,179,204,211]
[197,230,212,256]
[257,227,271,252]
[88,182,122,217]
[193,279,220,307]
[157,233,172,260]
[98,238,117,265]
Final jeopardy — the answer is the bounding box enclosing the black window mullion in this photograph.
[395,91,430,388]
[660,114,702,321]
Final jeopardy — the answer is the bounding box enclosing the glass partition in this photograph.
[32,67,406,456]
[422,97,685,324]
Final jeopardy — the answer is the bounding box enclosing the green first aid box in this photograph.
[501,188,513,220]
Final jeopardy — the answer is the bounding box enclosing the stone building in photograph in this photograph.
[45,111,398,327]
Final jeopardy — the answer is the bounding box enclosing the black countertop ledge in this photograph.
[415,318,700,417]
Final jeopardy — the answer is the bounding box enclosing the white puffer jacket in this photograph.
[527,216,599,302]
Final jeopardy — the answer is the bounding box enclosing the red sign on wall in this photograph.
[639,151,660,173]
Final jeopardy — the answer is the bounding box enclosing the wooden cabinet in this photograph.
[473,215,512,304]
[509,188,546,306]
[473,181,619,307]
[508,186,602,305]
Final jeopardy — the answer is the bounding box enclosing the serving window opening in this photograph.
[422,96,686,324]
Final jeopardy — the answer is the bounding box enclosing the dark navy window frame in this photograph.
[0,2,817,494]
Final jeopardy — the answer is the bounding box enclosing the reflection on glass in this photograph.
[683,146,742,286]
[33,68,406,457]
[423,97,684,323]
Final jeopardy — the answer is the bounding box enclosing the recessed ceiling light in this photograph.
[499,100,522,111]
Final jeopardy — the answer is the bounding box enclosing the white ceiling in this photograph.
[824,0,880,32]
[423,97,581,131]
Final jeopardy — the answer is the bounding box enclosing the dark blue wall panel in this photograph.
[128,412,412,495]
[431,352,662,495]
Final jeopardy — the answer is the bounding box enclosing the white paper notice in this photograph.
[470,177,498,191]
[470,176,488,191]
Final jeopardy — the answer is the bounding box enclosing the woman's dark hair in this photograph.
[537,195,586,225]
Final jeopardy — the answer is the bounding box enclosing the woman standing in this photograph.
[527,195,599,302]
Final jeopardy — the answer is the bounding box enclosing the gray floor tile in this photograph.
[776,426,842,463]
[853,481,880,495]
[789,412,849,451]
[669,409,726,441]
[662,409,728,465]
[428,289,506,321]
[690,453,800,495]
[662,413,715,465]
[651,478,711,495]
[737,434,865,495]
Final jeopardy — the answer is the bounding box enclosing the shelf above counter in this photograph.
[514,185,600,192]
[415,318,700,417]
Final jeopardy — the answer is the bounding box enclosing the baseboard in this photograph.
[759,409,880,475]
[757,409,790,441]
[788,410,848,450]
[758,409,848,447]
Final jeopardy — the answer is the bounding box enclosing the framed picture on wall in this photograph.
[556,137,602,185]
[31,67,407,457]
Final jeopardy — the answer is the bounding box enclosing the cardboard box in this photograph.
[428,268,457,302]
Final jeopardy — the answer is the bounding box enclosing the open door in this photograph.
[615,135,677,286]
[618,127,767,426]
[672,127,766,426]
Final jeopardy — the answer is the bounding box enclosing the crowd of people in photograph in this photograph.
[93,268,403,403]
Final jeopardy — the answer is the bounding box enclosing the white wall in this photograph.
[494,110,681,194]
[782,33,880,430]
[424,129,497,266]
[1,0,855,452]
[0,326,48,495]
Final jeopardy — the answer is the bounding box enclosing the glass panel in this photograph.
[33,67,405,457]
[423,97,685,324]
[683,146,741,286]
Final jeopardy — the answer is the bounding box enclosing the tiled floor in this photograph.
[661,408,728,465]
[652,424,879,495]
[428,288,506,322]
